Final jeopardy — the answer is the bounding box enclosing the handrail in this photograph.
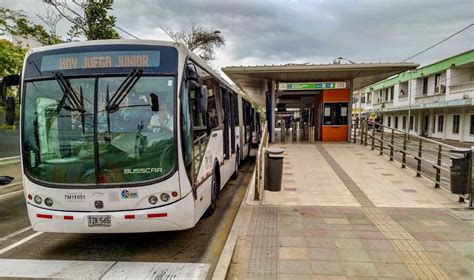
[353,119,470,201]
[254,122,268,200]
[192,133,209,184]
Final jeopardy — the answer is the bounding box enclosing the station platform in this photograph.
[225,141,474,279]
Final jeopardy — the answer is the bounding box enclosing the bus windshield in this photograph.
[23,75,176,186]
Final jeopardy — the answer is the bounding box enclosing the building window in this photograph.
[390,86,394,100]
[432,115,436,133]
[470,115,474,135]
[437,115,444,132]
[435,73,441,92]
[361,96,366,103]
[424,115,429,132]
[395,116,399,129]
[453,115,460,134]
[387,116,391,127]
[402,116,407,129]
[422,77,428,95]
[409,115,414,130]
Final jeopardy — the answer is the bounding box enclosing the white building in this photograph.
[355,50,474,143]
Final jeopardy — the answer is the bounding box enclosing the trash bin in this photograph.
[264,148,284,192]
[450,148,472,195]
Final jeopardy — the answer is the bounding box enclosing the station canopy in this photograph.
[222,62,419,108]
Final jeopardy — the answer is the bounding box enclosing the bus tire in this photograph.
[204,167,219,217]
[231,147,239,180]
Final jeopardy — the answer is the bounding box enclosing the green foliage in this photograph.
[166,24,225,61]
[0,39,26,76]
[65,0,120,40]
[0,8,62,46]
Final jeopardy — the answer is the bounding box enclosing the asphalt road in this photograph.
[0,129,20,158]
[0,158,254,279]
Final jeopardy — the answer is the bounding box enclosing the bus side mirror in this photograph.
[1,74,20,125]
[6,96,15,125]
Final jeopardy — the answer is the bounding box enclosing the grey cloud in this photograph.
[1,0,473,67]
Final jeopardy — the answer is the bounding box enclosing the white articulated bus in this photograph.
[0,40,259,233]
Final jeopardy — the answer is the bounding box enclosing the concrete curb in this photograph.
[0,156,20,168]
[212,169,256,280]
[0,182,23,196]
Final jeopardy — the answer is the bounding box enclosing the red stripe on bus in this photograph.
[147,213,167,218]
[37,214,53,219]
[63,216,74,220]
[124,215,135,219]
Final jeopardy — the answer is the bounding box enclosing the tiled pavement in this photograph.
[227,142,474,279]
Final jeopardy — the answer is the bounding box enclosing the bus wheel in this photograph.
[204,168,218,217]
[231,148,239,180]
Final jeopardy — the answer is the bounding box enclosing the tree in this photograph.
[164,24,225,61]
[0,39,26,76]
[0,8,62,46]
[45,0,120,40]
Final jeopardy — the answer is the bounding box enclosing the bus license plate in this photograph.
[87,215,111,227]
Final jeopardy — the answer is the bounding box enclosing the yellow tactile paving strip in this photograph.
[363,208,449,279]
[317,145,450,279]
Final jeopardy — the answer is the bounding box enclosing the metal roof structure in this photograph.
[222,62,419,107]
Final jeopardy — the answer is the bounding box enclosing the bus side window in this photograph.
[207,92,218,131]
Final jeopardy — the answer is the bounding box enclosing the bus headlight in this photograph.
[45,198,53,207]
[160,193,170,202]
[34,195,42,204]
[148,195,158,205]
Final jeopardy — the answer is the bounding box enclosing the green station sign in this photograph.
[280,81,348,91]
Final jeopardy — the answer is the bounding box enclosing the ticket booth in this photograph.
[321,89,350,141]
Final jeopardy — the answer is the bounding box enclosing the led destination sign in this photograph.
[40,50,161,71]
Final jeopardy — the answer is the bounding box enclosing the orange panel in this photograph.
[323,89,350,102]
[322,125,348,141]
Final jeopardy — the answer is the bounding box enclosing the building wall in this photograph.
[358,50,474,143]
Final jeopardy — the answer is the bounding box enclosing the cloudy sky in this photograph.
[2,0,473,69]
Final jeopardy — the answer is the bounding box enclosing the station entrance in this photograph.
[276,82,350,142]
[222,62,419,143]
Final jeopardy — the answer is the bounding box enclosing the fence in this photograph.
[352,119,472,205]
[254,123,269,200]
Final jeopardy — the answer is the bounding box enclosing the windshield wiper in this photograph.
[54,72,85,113]
[105,68,143,113]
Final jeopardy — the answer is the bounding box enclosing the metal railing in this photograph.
[352,119,469,201]
[254,122,269,200]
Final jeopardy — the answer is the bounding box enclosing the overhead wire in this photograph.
[401,23,474,62]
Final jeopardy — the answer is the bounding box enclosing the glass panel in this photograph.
[23,79,95,184]
[438,115,444,132]
[470,115,474,135]
[453,115,460,134]
[96,76,176,183]
[180,81,193,181]
[323,103,348,125]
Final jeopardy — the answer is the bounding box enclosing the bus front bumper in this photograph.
[27,194,195,233]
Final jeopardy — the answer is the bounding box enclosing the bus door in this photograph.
[249,107,254,136]
[184,64,209,187]
[229,92,236,155]
[221,87,230,159]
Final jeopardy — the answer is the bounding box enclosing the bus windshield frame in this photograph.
[21,45,179,188]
